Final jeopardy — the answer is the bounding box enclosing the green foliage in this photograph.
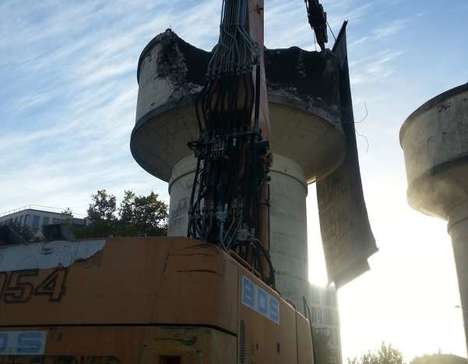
[411,354,467,364]
[119,190,136,224]
[348,343,404,364]
[61,208,74,225]
[61,208,73,217]
[347,344,467,364]
[87,189,117,223]
[75,189,168,239]
[118,191,168,236]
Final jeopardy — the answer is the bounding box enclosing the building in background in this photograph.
[309,285,342,364]
[0,206,85,234]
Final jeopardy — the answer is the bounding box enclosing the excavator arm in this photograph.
[305,0,328,51]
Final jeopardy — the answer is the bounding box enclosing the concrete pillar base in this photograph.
[167,153,309,310]
[449,203,468,350]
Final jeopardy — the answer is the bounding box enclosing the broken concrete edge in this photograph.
[136,29,343,112]
[399,82,468,146]
[137,29,210,85]
[130,93,342,183]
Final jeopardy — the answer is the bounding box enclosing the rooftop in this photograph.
[0,205,85,220]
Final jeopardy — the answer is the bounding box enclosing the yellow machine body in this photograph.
[0,237,314,363]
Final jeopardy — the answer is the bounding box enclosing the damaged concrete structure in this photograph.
[131,29,347,311]
[400,83,468,351]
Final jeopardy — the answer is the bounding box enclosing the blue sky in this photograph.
[1,0,468,360]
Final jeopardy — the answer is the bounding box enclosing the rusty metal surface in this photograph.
[316,23,377,288]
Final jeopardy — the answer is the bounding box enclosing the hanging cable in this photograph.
[327,20,337,42]
[187,0,274,286]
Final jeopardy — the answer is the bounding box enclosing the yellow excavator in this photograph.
[0,237,313,363]
[0,0,336,363]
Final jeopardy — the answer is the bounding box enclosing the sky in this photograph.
[1,0,468,361]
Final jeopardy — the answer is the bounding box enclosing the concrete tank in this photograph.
[400,83,468,350]
[131,30,346,309]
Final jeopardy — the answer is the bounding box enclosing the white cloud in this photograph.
[350,49,404,85]
[372,18,408,39]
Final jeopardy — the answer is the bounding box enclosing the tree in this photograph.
[61,208,74,224]
[61,208,73,217]
[348,343,404,364]
[75,189,168,238]
[117,190,168,236]
[347,344,467,364]
[76,189,118,238]
[87,189,117,223]
[119,190,136,224]
[411,354,467,364]
[128,191,168,236]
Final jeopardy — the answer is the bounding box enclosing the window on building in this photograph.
[32,215,40,229]
[52,218,61,224]
[19,215,24,225]
[43,217,50,226]
[24,215,30,225]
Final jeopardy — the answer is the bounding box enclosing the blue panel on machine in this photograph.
[241,275,280,325]
[0,331,47,356]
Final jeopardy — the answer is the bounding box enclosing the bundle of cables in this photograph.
[187,0,274,286]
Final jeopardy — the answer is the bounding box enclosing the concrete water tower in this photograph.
[400,83,468,350]
[130,30,347,310]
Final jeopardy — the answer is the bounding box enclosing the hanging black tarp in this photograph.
[316,22,377,288]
